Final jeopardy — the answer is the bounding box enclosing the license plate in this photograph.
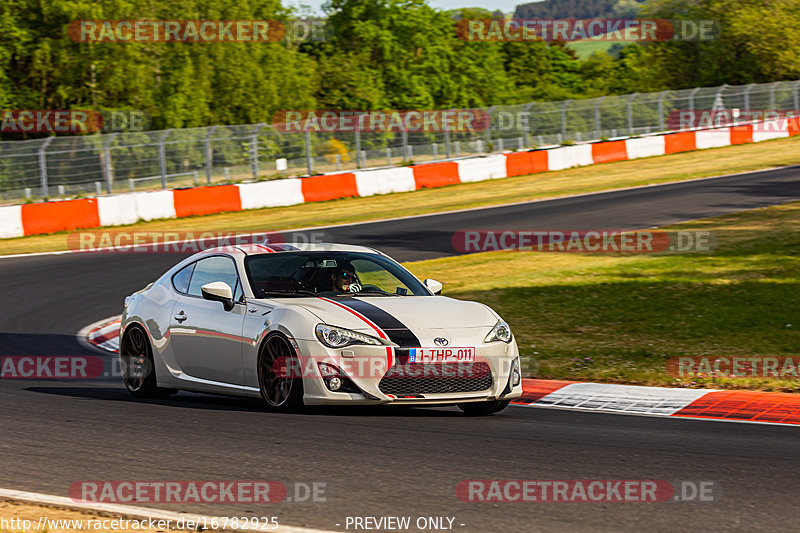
[408,347,476,363]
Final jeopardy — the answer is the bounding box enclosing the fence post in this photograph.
[251,123,265,180]
[560,100,571,139]
[444,129,451,159]
[769,81,780,111]
[158,129,172,189]
[355,112,366,169]
[205,126,217,184]
[485,105,496,148]
[658,91,667,131]
[401,129,408,163]
[304,130,314,175]
[38,137,54,199]
[688,87,700,113]
[354,130,361,169]
[386,147,392,166]
[627,93,638,135]
[594,97,604,138]
[794,81,800,111]
[522,102,533,147]
[744,83,756,113]
[103,133,118,194]
[712,84,728,111]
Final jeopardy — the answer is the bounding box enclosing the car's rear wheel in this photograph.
[458,399,511,416]
[258,333,304,412]
[120,324,174,398]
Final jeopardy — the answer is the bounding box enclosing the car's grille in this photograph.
[378,362,493,396]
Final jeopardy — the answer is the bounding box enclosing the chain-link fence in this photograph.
[1,80,798,203]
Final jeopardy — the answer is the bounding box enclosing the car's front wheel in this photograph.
[257,332,304,412]
[457,399,511,416]
[120,324,174,398]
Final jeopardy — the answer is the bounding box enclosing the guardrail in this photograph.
[1,117,797,239]
[128,171,199,192]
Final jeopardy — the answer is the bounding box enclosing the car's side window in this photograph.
[171,262,195,294]
[187,256,241,299]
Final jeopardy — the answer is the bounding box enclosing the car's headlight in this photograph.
[484,320,512,343]
[315,324,384,348]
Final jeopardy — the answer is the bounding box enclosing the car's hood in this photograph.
[274,295,499,346]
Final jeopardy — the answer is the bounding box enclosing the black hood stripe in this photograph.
[333,298,421,348]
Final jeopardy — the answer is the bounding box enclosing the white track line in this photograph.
[0,164,793,261]
[0,488,336,533]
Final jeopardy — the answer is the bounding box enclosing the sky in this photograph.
[287,0,524,16]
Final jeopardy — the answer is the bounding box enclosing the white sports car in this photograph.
[120,243,522,415]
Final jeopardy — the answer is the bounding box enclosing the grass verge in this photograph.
[2,136,799,256]
[404,202,800,391]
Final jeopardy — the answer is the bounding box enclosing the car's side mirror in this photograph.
[201,281,235,311]
[423,278,443,295]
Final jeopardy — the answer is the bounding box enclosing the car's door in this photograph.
[169,255,247,385]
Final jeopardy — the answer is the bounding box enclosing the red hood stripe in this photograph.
[317,297,394,368]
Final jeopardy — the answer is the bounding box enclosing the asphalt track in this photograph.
[2,165,800,532]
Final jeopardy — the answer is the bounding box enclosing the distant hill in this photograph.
[514,0,644,19]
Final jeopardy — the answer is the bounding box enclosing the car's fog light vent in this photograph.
[318,363,359,393]
[378,362,493,395]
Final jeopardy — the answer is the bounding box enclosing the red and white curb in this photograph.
[79,315,121,354]
[78,319,800,427]
[0,488,333,533]
[513,379,800,427]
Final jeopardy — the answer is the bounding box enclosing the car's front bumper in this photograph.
[296,339,523,406]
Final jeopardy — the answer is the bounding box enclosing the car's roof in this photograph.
[196,242,380,257]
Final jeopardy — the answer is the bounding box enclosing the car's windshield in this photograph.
[244,251,429,298]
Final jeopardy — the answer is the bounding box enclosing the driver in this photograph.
[331,262,359,293]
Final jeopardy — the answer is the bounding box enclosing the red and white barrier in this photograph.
[3,120,798,239]
[238,178,305,209]
[354,167,416,196]
[695,127,732,149]
[753,119,790,142]
[0,205,23,239]
[456,154,507,182]
[625,135,666,159]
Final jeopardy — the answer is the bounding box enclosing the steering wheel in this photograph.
[358,284,384,292]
